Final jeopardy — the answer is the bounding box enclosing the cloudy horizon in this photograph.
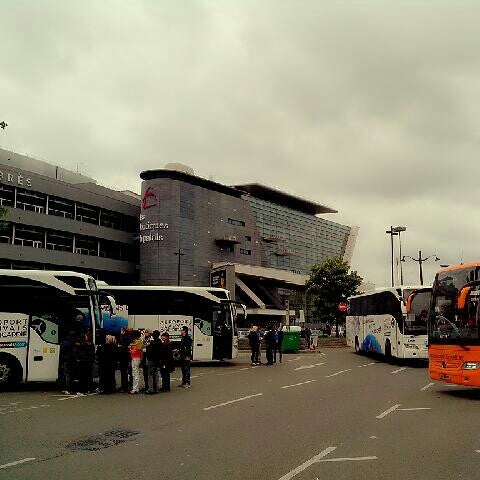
[2,0,479,287]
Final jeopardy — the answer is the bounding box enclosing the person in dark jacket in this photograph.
[247,326,260,366]
[273,325,284,363]
[98,335,118,394]
[264,325,276,365]
[145,330,162,394]
[74,332,96,393]
[117,327,132,393]
[159,332,174,392]
[60,331,77,394]
[179,326,193,388]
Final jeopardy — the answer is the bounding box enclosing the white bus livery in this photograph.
[0,270,114,388]
[100,285,245,362]
[346,286,431,360]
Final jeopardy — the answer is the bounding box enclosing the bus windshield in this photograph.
[404,290,430,335]
[429,269,480,343]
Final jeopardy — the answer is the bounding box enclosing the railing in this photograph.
[48,208,74,219]
[16,202,45,214]
[0,198,14,207]
[74,247,98,256]
[14,238,43,248]
[0,235,11,244]
[46,243,73,252]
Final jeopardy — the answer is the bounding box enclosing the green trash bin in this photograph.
[281,326,301,353]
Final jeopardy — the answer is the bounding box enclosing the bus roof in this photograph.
[101,285,228,293]
[439,262,480,273]
[348,285,431,300]
[0,269,93,280]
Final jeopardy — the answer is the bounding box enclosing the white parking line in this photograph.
[376,404,401,419]
[281,380,317,389]
[320,353,326,356]
[0,402,22,408]
[319,456,378,463]
[325,369,351,378]
[203,393,263,411]
[278,447,337,480]
[398,407,431,412]
[358,362,376,368]
[420,382,435,391]
[0,404,50,415]
[0,458,36,470]
[391,367,407,374]
[58,393,97,401]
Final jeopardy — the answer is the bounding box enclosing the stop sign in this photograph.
[338,302,348,312]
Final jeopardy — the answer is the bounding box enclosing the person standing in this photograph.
[274,325,284,363]
[129,331,143,394]
[145,330,162,394]
[159,332,174,392]
[264,325,275,366]
[60,331,76,394]
[141,330,152,392]
[98,335,118,394]
[179,326,193,388]
[74,332,96,394]
[305,326,312,348]
[247,326,260,366]
[118,327,132,393]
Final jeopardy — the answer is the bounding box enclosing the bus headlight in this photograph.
[462,362,480,370]
[403,344,419,350]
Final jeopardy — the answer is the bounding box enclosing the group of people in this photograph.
[247,324,284,366]
[59,325,193,395]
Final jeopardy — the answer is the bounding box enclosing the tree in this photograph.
[306,257,363,335]
[0,206,7,232]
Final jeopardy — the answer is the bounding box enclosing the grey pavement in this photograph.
[1,350,479,479]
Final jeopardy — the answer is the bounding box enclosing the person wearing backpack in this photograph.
[145,330,162,394]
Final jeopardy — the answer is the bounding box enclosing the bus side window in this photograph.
[195,317,212,336]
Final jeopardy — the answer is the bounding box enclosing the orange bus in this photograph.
[429,263,480,386]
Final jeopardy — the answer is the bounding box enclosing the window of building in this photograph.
[0,185,14,207]
[240,248,251,255]
[14,225,44,249]
[46,231,74,252]
[75,235,98,256]
[76,203,99,225]
[245,235,251,242]
[16,188,46,214]
[228,218,245,227]
[48,196,74,219]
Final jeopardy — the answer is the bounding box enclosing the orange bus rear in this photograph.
[429,263,480,386]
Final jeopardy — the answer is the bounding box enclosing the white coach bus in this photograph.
[346,286,431,360]
[100,285,245,362]
[0,270,115,388]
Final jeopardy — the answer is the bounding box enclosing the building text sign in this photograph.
[0,169,32,188]
[139,214,169,244]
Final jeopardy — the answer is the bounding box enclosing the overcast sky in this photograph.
[1,0,479,287]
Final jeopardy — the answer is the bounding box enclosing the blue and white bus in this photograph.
[0,270,115,388]
[100,285,245,362]
[346,286,431,360]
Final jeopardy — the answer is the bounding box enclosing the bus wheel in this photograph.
[355,336,361,354]
[385,341,392,363]
[0,356,21,390]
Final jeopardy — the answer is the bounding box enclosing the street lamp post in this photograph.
[386,226,406,287]
[401,250,440,286]
[174,248,185,286]
[393,226,406,285]
[386,227,398,287]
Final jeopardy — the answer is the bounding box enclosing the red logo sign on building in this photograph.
[142,187,158,210]
[338,302,348,312]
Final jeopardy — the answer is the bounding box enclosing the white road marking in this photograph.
[315,363,325,366]
[370,436,378,439]
[358,362,377,368]
[326,369,352,378]
[294,365,316,371]
[475,450,480,453]
[391,367,407,374]
[398,407,431,412]
[203,393,263,411]
[0,402,22,408]
[320,353,326,356]
[0,458,36,470]
[420,382,435,391]
[376,404,401,419]
[277,447,337,480]
[239,367,249,371]
[319,456,378,463]
[0,404,50,415]
[281,380,317,389]
[58,393,97,401]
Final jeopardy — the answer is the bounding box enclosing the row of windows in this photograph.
[349,292,402,318]
[0,222,137,262]
[227,218,245,227]
[0,184,137,233]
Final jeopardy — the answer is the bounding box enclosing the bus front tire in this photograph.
[0,355,22,390]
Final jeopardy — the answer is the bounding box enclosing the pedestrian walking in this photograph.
[264,325,275,366]
[145,330,162,394]
[159,332,174,392]
[98,335,118,394]
[179,326,193,388]
[129,330,143,394]
[305,327,312,348]
[247,326,260,366]
[273,325,284,363]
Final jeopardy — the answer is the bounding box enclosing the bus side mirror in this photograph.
[100,295,117,318]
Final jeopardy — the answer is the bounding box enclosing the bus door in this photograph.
[193,317,213,360]
[212,304,233,360]
[27,314,60,382]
